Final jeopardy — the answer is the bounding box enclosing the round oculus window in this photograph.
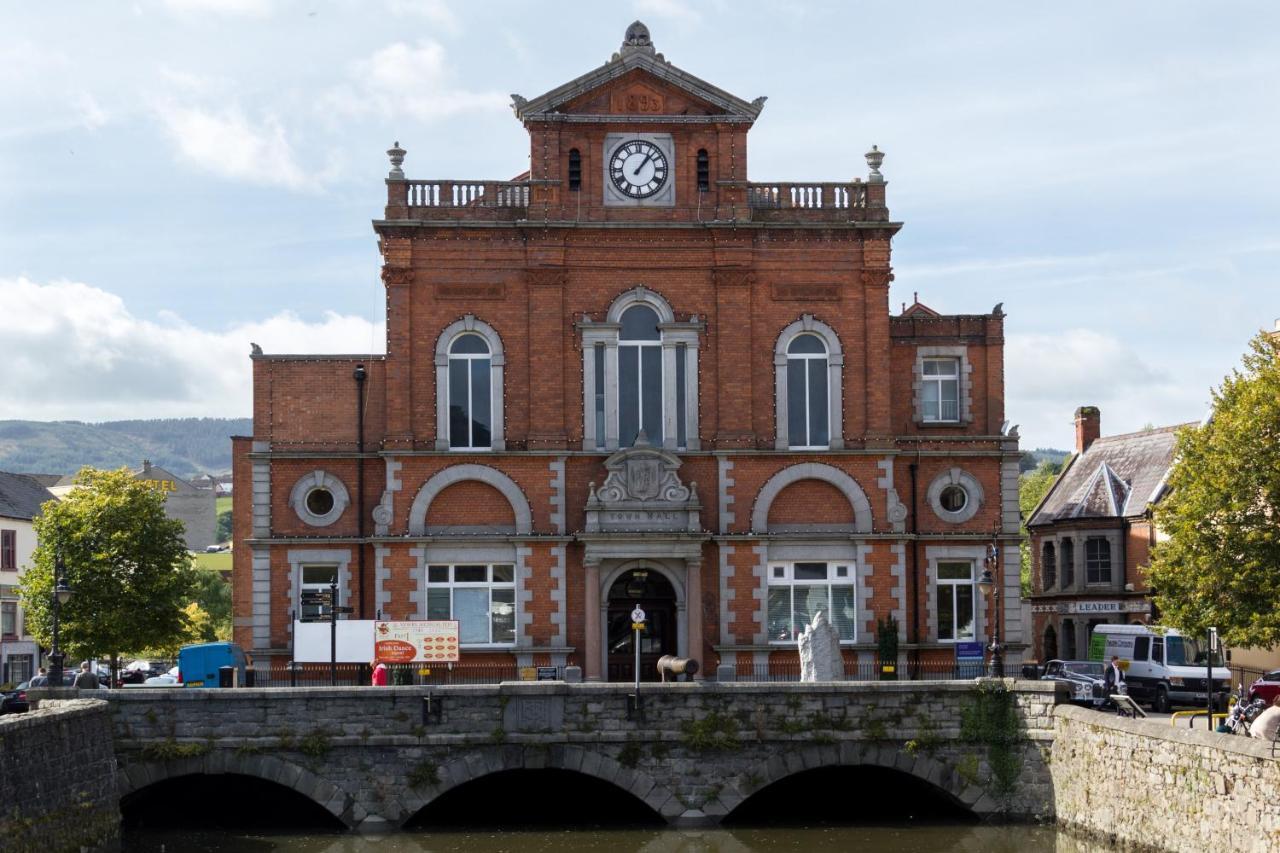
[939,485,968,513]
[305,487,335,517]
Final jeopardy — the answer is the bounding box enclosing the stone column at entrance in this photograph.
[585,560,602,681]
[686,559,702,677]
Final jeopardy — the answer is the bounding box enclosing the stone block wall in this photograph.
[0,698,119,852]
[1052,704,1280,852]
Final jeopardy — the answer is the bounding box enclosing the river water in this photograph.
[122,826,1106,853]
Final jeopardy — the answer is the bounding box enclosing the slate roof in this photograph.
[1028,425,1190,526]
[0,471,55,521]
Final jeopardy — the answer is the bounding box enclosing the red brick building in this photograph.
[232,22,1024,680]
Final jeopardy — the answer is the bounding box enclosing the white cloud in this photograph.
[159,0,272,17]
[0,277,382,421]
[324,40,507,122]
[1005,329,1209,450]
[155,103,312,189]
[386,0,460,34]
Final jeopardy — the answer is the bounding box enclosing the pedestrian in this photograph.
[1103,655,1126,709]
[1251,695,1280,741]
[371,659,388,686]
[73,661,100,690]
[30,667,48,687]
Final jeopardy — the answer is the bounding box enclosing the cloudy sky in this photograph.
[2,1,1277,451]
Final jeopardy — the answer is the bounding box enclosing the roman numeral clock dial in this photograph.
[609,140,668,198]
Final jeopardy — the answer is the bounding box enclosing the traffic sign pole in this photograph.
[631,606,646,694]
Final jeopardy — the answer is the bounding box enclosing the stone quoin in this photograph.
[231,22,1023,679]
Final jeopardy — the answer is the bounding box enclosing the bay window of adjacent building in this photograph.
[766,561,857,643]
[1061,538,1075,587]
[922,357,960,423]
[0,530,15,570]
[426,563,515,645]
[937,561,976,642]
[1041,541,1056,590]
[580,287,701,452]
[1,600,16,636]
[1086,537,1112,584]
[786,334,830,449]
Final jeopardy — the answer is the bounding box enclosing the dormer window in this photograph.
[696,149,709,191]
[568,149,582,191]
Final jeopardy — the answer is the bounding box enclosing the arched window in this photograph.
[618,304,663,447]
[434,315,504,451]
[448,334,492,449]
[786,334,829,449]
[696,148,709,191]
[774,315,843,450]
[568,148,582,191]
[1043,625,1058,661]
[1061,538,1075,588]
[580,287,702,452]
[1042,541,1056,590]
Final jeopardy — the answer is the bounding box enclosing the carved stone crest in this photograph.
[586,433,699,533]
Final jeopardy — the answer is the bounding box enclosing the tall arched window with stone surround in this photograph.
[580,287,701,451]
[774,315,844,450]
[786,333,830,449]
[434,315,505,451]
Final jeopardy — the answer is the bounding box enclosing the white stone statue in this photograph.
[798,610,844,682]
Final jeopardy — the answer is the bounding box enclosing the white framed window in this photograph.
[618,305,664,447]
[1086,538,1112,584]
[299,565,338,623]
[435,315,505,451]
[922,358,960,423]
[786,334,830,449]
[937,561,975,642]
[1,600,17,636]
[426,563,516,645]
[766,561,856,643]
[448,333,493,450]
[580,287,701,452]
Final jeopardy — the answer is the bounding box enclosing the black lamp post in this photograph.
[977,542,1003,678]
[48,553,73,687]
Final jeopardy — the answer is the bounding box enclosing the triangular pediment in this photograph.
[511,21,765,123]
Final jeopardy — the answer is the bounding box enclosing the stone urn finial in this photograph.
[865,145,885,183]
[387,141,406,179]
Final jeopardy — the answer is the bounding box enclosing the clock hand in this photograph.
[630,153,653,179]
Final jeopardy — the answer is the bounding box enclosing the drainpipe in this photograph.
[908,460,919,680]
[354,364,368,619]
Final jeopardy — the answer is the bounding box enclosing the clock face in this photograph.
[609,139,669,199]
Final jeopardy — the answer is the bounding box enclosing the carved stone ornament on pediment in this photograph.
[585,432,701,533]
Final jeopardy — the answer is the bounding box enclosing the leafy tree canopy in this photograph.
[19,467,196,663]
[1149,332,1280,648]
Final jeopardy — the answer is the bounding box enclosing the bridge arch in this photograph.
[117,752,359,828]
[714,743,991,820]
[400,744,679,824]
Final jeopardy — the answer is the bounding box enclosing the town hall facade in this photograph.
[232,23,1024,680]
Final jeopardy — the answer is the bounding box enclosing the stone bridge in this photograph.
[106,680,1058,830]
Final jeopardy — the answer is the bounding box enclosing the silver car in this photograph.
[1040,659,1106,707]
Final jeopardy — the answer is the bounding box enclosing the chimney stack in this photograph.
[1074,407,1100,455]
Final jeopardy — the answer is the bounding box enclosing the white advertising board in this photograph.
[293,620,375,663]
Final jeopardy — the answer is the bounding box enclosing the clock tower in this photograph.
[236,22,1023,688]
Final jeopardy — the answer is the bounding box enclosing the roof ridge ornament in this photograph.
[620,20,656,57]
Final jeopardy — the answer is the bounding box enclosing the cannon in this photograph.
[656,655,699,682]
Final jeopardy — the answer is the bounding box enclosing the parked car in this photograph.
[0,682,31,714]
[1040,659,1106,707]
[1247,670,1280,705]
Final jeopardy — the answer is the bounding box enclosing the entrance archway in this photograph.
[607,567,677,682]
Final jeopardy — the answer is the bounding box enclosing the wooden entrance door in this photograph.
[606,568,677,682]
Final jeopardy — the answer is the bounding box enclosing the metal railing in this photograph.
[733,660,1004,682]
[249,662,561,687]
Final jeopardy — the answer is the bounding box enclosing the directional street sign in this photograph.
[331,606,354,614]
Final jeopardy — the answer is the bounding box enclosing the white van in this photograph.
[1089,624,1230,713]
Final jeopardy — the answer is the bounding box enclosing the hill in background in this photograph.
[0,418,250,479]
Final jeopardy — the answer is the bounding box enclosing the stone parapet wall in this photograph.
[0,698,120,852]
[108,680,1057,828]
[1052,704,1280,852]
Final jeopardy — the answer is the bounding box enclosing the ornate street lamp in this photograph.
[977,542,1002,678]
[48,551,73,687]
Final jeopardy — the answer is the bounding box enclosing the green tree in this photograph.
[19,467,195,669]
[1019,461,1062,596]
[215,507,232,543]
[1149,332,1280,648]
[189,569,233,641]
